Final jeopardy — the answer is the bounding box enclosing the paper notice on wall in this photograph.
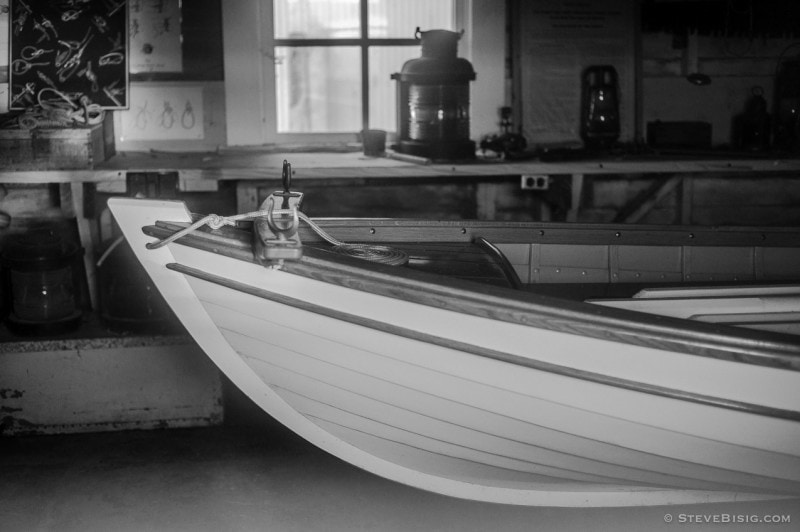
[518,0,635,145]
[129,0,183,73]
[118,85,204,141]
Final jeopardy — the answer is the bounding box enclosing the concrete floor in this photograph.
[2,391,799,532]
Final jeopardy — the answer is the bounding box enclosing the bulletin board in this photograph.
[8,0,128,110]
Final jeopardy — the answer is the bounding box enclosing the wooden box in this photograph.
[0,336,224,435]
[0,116,115,171]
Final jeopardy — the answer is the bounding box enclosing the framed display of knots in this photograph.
[8,0,128,110]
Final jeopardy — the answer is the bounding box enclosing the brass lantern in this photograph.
[391,28,476,160]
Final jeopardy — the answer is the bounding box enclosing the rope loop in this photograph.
[146,206,408,265]
[206,214,229,230]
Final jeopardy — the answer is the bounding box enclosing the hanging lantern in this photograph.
[2,230,83,336]
[391,28,476,160]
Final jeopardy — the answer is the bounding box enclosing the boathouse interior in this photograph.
[1,1,799,530]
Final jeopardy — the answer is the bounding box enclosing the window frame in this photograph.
[258,0,470,144]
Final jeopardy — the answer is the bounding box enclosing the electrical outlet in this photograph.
[521,174,549,190]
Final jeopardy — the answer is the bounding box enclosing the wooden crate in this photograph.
[0,117,115,170]
[0,336,224,435]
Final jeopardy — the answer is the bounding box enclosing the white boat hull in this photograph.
[109,198,800,507]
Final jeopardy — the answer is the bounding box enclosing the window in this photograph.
[269,0,459,136]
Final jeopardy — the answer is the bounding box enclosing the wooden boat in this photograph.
[108,164,800,507]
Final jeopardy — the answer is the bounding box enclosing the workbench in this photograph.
[2,149,800,311]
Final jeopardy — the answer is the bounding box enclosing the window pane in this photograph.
[368,0,454,38]
[275,46,362,133]
[368,46,421,132]
[274,0,360,39]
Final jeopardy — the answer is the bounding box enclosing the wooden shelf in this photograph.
[2,150,800,185]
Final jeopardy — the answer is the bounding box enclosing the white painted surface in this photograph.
[0,341,223,435]
[108,197,800,507]
[589,295,800,319]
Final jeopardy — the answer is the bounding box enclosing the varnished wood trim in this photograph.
[296,219,800,247]
[155,218,800,246]
[144,223,800,371]
[168,262,800,422]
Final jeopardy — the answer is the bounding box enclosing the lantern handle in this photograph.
[413,27,465,40]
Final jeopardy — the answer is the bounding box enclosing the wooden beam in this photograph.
[567,174,584,222]
[613,175,683,223]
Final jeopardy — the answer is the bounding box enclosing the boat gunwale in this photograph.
[290,218,800,247]
[144,221,800,372]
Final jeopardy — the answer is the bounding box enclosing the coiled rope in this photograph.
[143,209,409,266]
[10,89,105,130]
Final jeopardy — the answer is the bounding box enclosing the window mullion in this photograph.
[360,0,369,131]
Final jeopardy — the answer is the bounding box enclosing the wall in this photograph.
[3,2,800,152]
[0,0,225,153]
[641,32,798,146]
[463,0,508,143]
[513,0,638,147]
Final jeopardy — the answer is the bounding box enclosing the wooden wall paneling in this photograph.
[610,245,683,283]
[612,175,683,223]
[271,182,479,220]
[684,246,756,282]
[530,244,610,283]
[757,247,800,281]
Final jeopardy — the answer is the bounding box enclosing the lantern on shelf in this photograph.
[2,230,83,336]
[580,65,621,149]
[391,28,476,160]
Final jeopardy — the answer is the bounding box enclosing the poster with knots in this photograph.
[8,0,128,110]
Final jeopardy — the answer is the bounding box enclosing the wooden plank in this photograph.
[684,246,756,282]
[0,123,109,171]
[566,174,584,222]
[6,151,800,184]
[611,245,683,283]
[172,261,800,420]
[680,175,693,225]
[758,247,800,280]
[476,182,498,220]
[296,218,800,247]
[613,175,683,223]
[61,182,99,311]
